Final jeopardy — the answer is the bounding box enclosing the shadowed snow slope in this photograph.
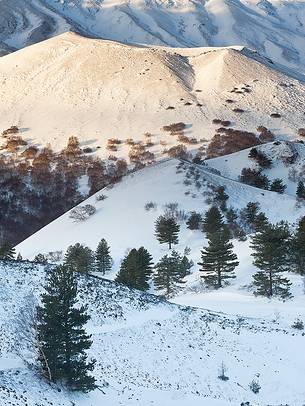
[0,32,305,156]
[2,0,305,75]
[0,260,305,405]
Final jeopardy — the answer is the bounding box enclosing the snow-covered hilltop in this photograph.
[0,32,305,156]
[2,0,305,75]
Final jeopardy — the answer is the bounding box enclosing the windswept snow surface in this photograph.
[0,32,305,155]
[2,0,305,75]
[0,260,305,405]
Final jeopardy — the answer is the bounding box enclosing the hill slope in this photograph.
[0,32,305,157]
[2,0,305,75]
[1,260,305,405]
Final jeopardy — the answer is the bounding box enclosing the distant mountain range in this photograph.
[2,0,305,75]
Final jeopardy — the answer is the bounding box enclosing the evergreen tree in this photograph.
[186,212,202,230]
[34,253,48,263]
[251,222,292,299]
[241,202,260,225]
[214,186,229,211]
[155,216,180,249]
[202,206,224,237]
[64,243,94,273]
[115,247,153,291]
[36,265,96,392]
[270,178,286,194]
[292,216,305,274]
[95,238,113,274]
[180,254,194,278]
[296,181,305,200]
[253,212,269,232]
[198,230,239,288]
[136,247,154,290]
[225,207,246,240]
[0,240,16,260]
[154,251,187,297]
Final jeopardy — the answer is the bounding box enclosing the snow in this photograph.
[207,140,305,195]
[0,32,305,157]
[1,260,305,405]
[2,1,305,76]
[16,158,303,261]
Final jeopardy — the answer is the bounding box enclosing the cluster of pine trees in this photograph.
[198,205,305,299]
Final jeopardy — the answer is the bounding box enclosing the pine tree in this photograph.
[155,215,180,249]
[180,254,194,278]
[202,206,224,237]
[292,216,305,274]
[198,230,239,288]
[186,212,202,230]
[36,265,96,392]
[136,247,154,290]
[95,238,113,274]
[270,178,286,194]
[0,240,16,260]
[253,212,269,232]
[34,253,48,263]
[154,251,186,297]
[214,186,229,211]
[115,247,153,291]
[64,243,95,273]
[296,181,305,200]
[251,222,292,299]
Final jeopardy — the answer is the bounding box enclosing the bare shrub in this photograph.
[218,362,229,381]
[233,108,245,113]
[298,128,305,137]
[46,251,63,262]
[249,379,261,394]
[2,125,19,136]
[129,144,155,164]
[144,201,157,211]
[166,144,188,159]
[21,146,38,159]
[69,204,96,222]
[83,147,93,154]
[291,318,304,330]
[126,138,135,146]
[162,122,186,134]
[177,134,198,144]
[212,119,222,124]
[96,194,107,201]
[207,130,260,158]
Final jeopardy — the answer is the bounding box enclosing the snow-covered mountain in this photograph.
[0,32,305,157]
[1,260,304,406]
[2,0,305,76]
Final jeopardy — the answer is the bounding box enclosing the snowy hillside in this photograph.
[2,0,305,76]
[0,32,305,157]
[16,156,305,323]
[1,260,305,406]
[207,140,305,195]
[16,158,302,262]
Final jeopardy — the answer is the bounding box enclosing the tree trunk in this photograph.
[217,269,222,288]
[269,270,273,297]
